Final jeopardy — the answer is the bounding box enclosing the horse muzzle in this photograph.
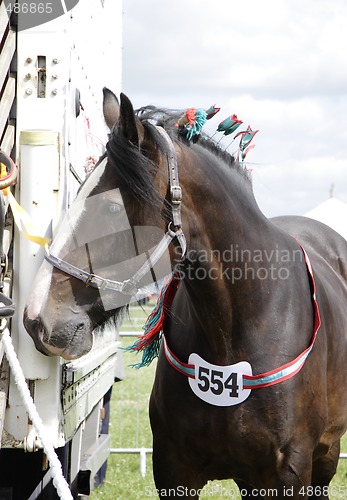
[23,309,94,360]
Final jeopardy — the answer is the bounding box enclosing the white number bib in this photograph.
[188,353,252,406]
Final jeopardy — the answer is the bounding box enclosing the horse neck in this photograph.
[181,147,272,275]
[175,149,285,360]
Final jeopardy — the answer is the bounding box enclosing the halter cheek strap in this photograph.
[156,126,187,256]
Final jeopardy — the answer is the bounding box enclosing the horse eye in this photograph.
[108,203,123,214]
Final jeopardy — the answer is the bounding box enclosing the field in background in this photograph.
[91,303,347,500]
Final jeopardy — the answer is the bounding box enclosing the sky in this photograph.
[121,0,347,218]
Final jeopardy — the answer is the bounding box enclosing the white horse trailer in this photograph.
[0,1,123,497]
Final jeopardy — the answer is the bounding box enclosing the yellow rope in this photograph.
[1,162,50,247]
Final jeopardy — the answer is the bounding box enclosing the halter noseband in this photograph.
[44,127,186,296]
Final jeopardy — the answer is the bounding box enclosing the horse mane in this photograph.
[104,105,250,205]
[105,119,165,207]
[135,105,250,181]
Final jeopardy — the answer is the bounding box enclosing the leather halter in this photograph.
[44,127,186,296]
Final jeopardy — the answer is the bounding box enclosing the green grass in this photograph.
[91,303,347,499]
[91,303,156,499]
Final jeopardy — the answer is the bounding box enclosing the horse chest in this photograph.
[153,356,294,452]
[153,389,285,479]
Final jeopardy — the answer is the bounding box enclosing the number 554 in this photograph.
[197,367,239,397]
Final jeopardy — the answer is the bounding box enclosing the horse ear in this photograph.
[103,88,120,129]
[119,92,144,147]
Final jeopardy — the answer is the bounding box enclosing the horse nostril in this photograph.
[23,314,54,356]
[24,317,37,334]
[30,319,40,331]
[24,316,46,340]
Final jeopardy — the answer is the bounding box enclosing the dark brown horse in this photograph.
[24,90,347,499]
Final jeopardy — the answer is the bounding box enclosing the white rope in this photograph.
[1,325,73,500]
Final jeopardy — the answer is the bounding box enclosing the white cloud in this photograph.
[122,0,347,218]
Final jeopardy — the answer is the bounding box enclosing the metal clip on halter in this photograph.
[171,185,182,204]
[122,279,138,296]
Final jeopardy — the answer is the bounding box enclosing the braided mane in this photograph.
[135,105,249,181]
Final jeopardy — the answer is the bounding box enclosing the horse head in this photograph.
[23,90,184,359]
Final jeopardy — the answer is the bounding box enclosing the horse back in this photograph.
[271,215,347,283]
